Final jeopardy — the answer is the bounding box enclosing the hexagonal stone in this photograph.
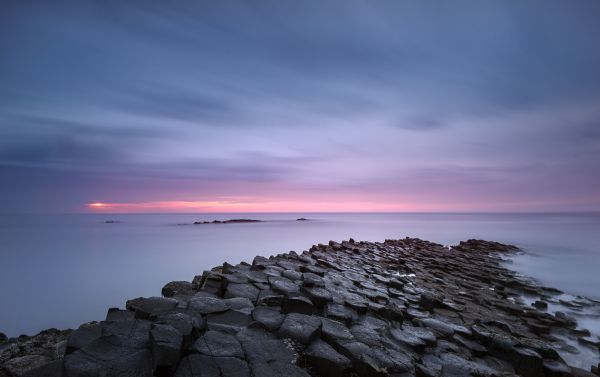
[66,322,102,354]
[175,354,250,377]
[193,330,244,358]
[304,339,351,377]
[126,296,178,319]
[225,283,259,302]
[277,313,322,344]
[282,295,314,315]
[150,323,182,371]
[206,309,253,333]
[252,306,285,331]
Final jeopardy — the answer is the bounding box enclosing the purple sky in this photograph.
[1,1,599,213]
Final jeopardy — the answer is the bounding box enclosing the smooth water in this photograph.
[1,212,599,338]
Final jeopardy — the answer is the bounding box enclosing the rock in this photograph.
[532,300,548,310]
[0,332,7,343]
[419,291,444,311]
[296,218,308,221]
[543,360,571,377]
[175,354,250,377]
[105,308,135,322]
[225,283,260,302]
[509,347,544,377]
[420,318,455,338]
[188,295,230,314]
[206,309,253,333]
[278,313,322,344]
[252,306,284,331]
[150,323,183,371]
[162,281,195,298]
[21,360,64,377]
[257,289,284,306]
[2,355,52,376]
[303,287,332,308]
[390,327,426,351]
[64,337,153,377]
[270,276,299,295]
[325,303,355,325]
[304,339,351,377]
[126,296,178,319]
[282,295,314,315]
[402,324,437,345]
[193,330,244,358]
[65,322,102,354]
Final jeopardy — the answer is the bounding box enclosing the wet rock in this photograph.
[533,300,548,310]
[420,291,445,311]
[304,339,351,377]
[65,322,102,354]
[390,327,426,351]
[193,330,243,358]
[509,347,544,377]
[282,295,314,315]
[126,296,178,319]
[257,289,284,306]
[3,355,52,376]
[225,283,259,302]
[162,281,195,298]
[278,313,322,344]
[303,287,332,308]
[252,306,284,331]
[188,295,230,314]
[206,309,252,333]
[543,359,571,377]
[270,276,299,296]
[325,303,355,325]
[20,360,64,377]
[105,308,135,322]
[174,354,250,377]
[150,323,182,371]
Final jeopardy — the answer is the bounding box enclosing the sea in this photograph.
[1,212,599,363]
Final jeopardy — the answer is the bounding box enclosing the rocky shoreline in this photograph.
[1,238,599,377]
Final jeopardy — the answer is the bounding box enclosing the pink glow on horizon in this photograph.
[85,199,449,213]
[84,197,550,213]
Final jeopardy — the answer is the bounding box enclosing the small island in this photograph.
[193,219,262,225]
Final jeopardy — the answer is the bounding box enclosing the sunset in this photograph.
[1,1,600,376]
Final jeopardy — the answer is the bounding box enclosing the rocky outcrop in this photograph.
[193,219,261,225]
[2,238,599,376]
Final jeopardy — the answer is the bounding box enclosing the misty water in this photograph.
[1,212,599,348]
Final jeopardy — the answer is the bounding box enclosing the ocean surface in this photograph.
[1,212,599,339]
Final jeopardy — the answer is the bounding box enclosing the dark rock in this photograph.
[390,327,426,351]
[303,287,332,308]
[66,322,102,354]
[224,283,259,302]
[543,359,571,377]
[0,332,7,343]
[257,289,284,306]
[207,309,253,333]
[2,355,53,377]
[419,291,445,311]
[174,354,250,377]
[252,306,284,331]
[325,303,355,325]
[282,295,314,315]
[282,269,303,281]
[188,295,230,314]
[105,307,135,322]
[278,313,322,344]
[270,276,299,295]
[21,360,64,377]
[509,347,544,377]
[193,330,244,358]
[304,339,351,377]
[532,300,548,310]
[296,218,308,221]
[150,323,182,371]
[125,296,178,319]
[162,281,195,298]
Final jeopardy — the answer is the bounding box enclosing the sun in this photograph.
[88,202,106,208]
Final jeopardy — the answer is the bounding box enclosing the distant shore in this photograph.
[1,237,599,377]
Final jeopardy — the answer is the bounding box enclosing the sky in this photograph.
[1,0,599,213]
